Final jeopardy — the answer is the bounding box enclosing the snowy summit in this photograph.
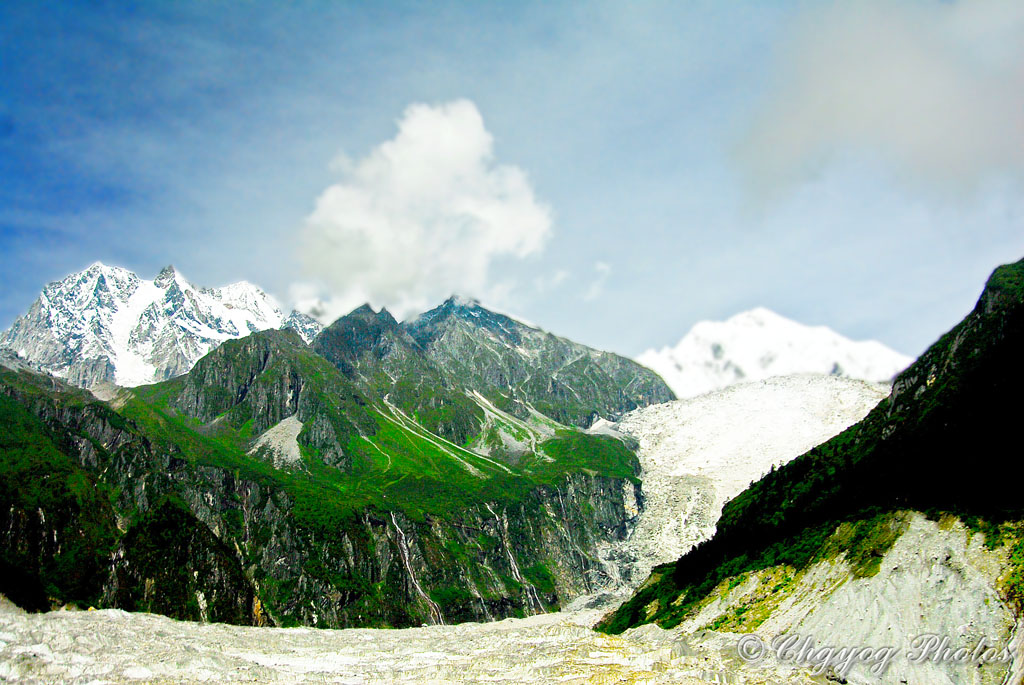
[0,262,323,388]
[637,307,912,399]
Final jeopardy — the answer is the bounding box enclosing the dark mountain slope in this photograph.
[405,296,675,427]
[0,366,257,622]
[313,305,483,446]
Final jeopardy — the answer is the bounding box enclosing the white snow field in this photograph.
[637,307,911,399]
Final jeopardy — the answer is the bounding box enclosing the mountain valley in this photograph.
[0,276,673,629]
[1,258,1022,683]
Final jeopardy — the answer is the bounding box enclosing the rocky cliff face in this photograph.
[406,296,675,428]
[103,497,257,625]
[167,471,642,628]
[0,329,646,628]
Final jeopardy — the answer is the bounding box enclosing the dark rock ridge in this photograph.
[405,296,676,427]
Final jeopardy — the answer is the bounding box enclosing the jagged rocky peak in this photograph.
[345,302,398,324]
[413,294,488,323]
[406,294,528,349]
[313,302,428,378]
[153,264,178,288]
[52,261,141,305]
[441,293,485,313]
[0,262,319,389]
[376,306,398,325]
[401,295,675,428]
[281,310,323,344]
[328,303,409,335]
[348,303,376,316]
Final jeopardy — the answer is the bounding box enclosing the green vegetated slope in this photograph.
[128,327,637,524]
[2,298,658,628]
[0,378,119,611]
[599,256,1024,634]
[0,365,259,622]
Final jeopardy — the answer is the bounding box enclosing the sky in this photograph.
[1,0,1023,359]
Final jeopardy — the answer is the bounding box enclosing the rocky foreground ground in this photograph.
[0,596,829,684]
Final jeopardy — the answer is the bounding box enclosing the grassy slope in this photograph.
[2,345,640,621]
[121,342,639,529]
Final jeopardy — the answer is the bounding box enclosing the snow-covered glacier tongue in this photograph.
[593,374,891,594]
[0,262,323,388]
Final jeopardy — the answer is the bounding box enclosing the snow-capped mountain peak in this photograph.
[1,263,323,388]
[637,307,913,399]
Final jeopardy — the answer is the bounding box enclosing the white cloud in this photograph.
[740,0,1024,201]
[295,99,552,322]
[583,261,611,302]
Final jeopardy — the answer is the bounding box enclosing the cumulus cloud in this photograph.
[295,99,552,322]
[739,0,1024,200]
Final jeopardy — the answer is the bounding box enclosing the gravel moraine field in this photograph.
[0,596,829,684]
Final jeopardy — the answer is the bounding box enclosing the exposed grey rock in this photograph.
[404,296,676,428]
[0,596,800,684]
[282,310,324,344]
[661,514,1018,685]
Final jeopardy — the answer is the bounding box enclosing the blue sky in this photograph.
[2,0,1022,358]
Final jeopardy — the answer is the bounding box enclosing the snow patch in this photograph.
[585,418,627,440]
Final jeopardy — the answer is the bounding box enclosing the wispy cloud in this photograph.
[583,261,611,302]
[739,0,1024,201]
[294,100,552,322]
[534,269,569,294]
